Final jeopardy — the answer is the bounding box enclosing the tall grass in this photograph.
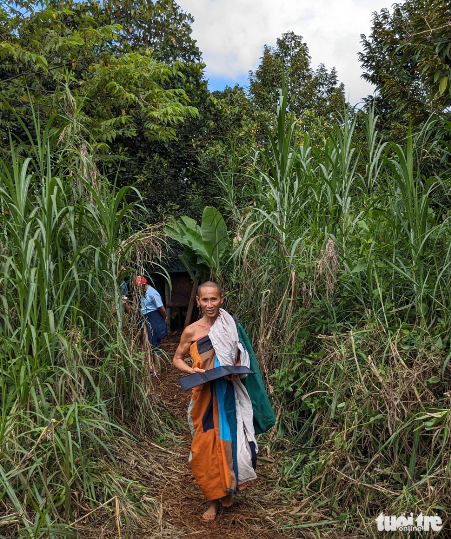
[0,108,163,536]
[222,88,451,535]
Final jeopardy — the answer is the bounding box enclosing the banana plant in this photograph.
[164,206,228,280]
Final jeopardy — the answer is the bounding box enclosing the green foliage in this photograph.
[93,0,221,223]
[0,0,210,230]
[165,206,228,280]
[249,31,346,142]
[0,105,164,536]
[395,0,451,102]
[359,0,451,132]
[5,0,451,532]
[0,1,198,146]
[222,86,451,530]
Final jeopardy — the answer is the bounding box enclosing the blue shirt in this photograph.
[141,285,163,315]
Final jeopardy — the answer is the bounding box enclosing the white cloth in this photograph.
[238,342,250,374]
[209,308,258,484]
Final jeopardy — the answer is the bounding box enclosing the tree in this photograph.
[0,0,250,225]
[397,0,451,105]
[0,1,198,151]
[165,206,228,325]
[0,0,226,226]
[249,31,346,139]
[359,0,451,132]
[97,0,251,223]
[165,206,228,280]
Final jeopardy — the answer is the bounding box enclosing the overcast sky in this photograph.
[181,0,392,104]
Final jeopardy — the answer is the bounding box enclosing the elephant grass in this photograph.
[222,91,451,535]
[0,110,167,537]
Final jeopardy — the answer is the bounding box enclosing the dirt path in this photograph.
[81,333,363,538]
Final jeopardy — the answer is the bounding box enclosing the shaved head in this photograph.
[197,281,223,297]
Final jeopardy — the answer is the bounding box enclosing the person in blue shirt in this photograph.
[118,267,131,315]
[135,276,167,375]
[120,279,129,296]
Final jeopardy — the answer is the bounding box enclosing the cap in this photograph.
[135,276,147,285]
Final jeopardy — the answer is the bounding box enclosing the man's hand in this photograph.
[192,367,206,373]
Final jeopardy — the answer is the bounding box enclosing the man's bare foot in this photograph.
[202,500,219,521]
[221,492,234,507]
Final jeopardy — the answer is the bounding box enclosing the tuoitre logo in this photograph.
[376,513,443,532]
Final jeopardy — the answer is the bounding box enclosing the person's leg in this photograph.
[202,499,219,521]
[152,351,160,374]
[143,316,157,375]
[221,492,234,507]
[151,335,163,375]
[147,312,166,375]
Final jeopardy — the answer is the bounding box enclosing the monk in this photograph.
[173,281,276,521]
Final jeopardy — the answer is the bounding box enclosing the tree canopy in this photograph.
[0,4,350,224]
[359,0,451,131]
[0,1,198,145]
[249,31,346,135]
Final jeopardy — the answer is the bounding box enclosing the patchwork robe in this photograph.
[187,315,276,501]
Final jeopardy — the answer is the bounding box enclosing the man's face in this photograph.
[196,286,224,318]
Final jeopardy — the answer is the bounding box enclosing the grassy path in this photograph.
[77,331,306,539]
[78,332,362,538]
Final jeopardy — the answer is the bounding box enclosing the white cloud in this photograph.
[181,0,391,103]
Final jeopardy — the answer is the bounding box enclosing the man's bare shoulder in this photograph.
[180,320,199,339]
[183,319,202,337]
[182,319,209,342]
[187,318,204,330]
[181,323,194,339]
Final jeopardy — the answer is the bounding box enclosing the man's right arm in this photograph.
[173,326,205,374]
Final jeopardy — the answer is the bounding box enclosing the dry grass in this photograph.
[316,237,339,297]
[271,326,451,537]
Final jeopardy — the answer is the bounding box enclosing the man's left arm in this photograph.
[153,289,167,321]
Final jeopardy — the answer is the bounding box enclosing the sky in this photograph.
[181,0,392,105]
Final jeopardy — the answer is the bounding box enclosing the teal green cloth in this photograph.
[238,323,276,435]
